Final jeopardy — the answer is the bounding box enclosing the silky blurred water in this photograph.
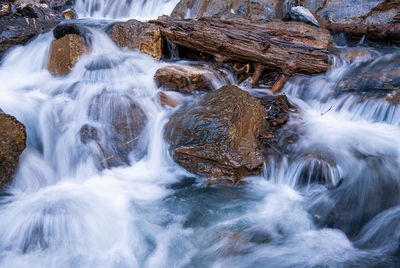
[0,1,400,267]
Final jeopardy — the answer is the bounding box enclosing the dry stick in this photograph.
[251,64,265,88]
[271,62,296,94]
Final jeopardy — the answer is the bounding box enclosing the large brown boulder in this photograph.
[0,111,26,188]
[82,92,148,168]
[47,34,88,76]
[164,85,267,181]
[109,19,164,60]
[171,0,284,20]
[293,0,398,24]
[154,65,216,94]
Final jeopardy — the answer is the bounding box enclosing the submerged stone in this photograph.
[83,92,148,168]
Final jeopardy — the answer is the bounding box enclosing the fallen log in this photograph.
[326,23,400,43]
[151,16,332,81]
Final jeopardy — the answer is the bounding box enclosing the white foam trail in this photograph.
[74,0,181,20]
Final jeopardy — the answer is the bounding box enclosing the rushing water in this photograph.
[74,0,181,20]
[0,1,400,267]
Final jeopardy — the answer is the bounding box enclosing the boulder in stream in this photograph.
[336,53,400,93]
[164,85,267,181]
[47,34,89,76]
[83,92,148,168]
[109,19,164,61]
[154,65,215,94]
[0,110,26,188]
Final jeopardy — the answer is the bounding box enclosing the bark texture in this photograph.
[151,16,331,74]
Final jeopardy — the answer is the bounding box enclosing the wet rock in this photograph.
[339,48,374,63]
[386,90,400,106]
[293,0,398,25]
[157,92,181,108]
[53,23,91,43]
[0,2,11,16]
[15,2,58,20]
[42,0,75,13]
[289,6,320,27]
[171,0,284,21]
[62,8,77,20]
[0,17,59,56]
[109,19,164,60]
[85,92,148,168]
[164,85,267,181]
[312,154,400,236]
[46,34,88,76]
[154,65,215,94]
[80,124,99,144]
[336,53,400,93]
[0,111,26,188]
[297,151,339,188]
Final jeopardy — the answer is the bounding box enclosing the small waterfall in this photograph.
[74,0,181,20]
[1,0,400,267]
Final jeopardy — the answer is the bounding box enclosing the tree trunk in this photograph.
[151,16,332,75]
[326,23,400,43]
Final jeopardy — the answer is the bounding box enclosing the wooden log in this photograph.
[151,16,331,75]
[326,23,400,43]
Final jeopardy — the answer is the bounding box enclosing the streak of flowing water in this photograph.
[0,1,400,267]
[74,0,181,20]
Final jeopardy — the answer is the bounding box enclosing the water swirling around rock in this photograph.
[0,1,400,267]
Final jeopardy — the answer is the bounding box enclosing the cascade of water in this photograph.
[74,0,181,20]
[1,0,400,267]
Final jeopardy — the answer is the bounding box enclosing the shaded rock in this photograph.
[336,53,400,93]
[0,17,59,56]
[85,92,148,168]
[0,2,11,16]
[164,85,267,181]
[154,65,215,94]
[171,0,284,21]
[42,0,75,13]
[46,34,88,76]
[293,0,399,25]
[109,19,164,60]
[297,151,340,188]
[0,111,26,188]
[289,6,320,27]
[15,2,58,19]
[53,23,91,43]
